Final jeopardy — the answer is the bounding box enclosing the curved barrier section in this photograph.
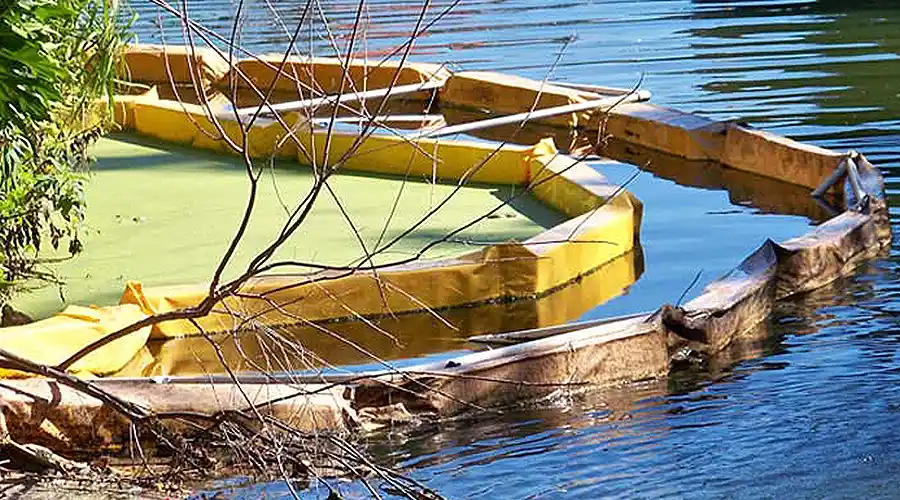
[121,44,230,90]
[0,45,642,377]
[0,45,893,449]
[115,249,642,377]
[222,55,450,105]
[0,305,152,378]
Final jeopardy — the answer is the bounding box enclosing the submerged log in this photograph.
[0,380,354,452]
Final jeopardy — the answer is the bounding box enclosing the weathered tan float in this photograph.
[0,45,890,454]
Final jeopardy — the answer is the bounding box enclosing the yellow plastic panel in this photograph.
[109,87,160,130]
[722,124,845,191]
[602,102,727,161]
[0,305,151,378]
[530,155,610,217]
[122,44,230,88]
[132,99,207,145]
[122,243,537,338]
[127,97,542,184]
[440,71,594,128]
[293,128,534,185]
[528,194,639,293]
[192,114,301,160]
[223,56,449,96]
[115,249,641,378]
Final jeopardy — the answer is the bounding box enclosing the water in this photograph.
[128,0,900,497]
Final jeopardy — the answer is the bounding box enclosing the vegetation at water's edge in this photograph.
[0,0,128,307]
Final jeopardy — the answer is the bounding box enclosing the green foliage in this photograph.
[0,0,128,302]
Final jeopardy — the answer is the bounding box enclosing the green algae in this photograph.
[12,134,563,319]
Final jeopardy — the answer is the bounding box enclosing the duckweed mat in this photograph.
[15,135,563,318]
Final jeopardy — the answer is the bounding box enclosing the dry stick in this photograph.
[147,0,355,118]
[238,277,406,346]
[320,179,395,317]
[405,94,645,141]
[676,270,704,308]
[310,0,371,122]
[161,0,301,307]
[174,2,242,152]
[319,0,368,170]
[249,294,490,414]
[372,0,463,68]
[189,317,269,427]
[563,78,648,240]
[372,132,427,256]
[329,0,436,170]
[240,0,316,133]
[154,11,239,149]
[233,80,445,116]
[296,1,400,307]
[171,292,436,396]
[132,0,327,319]
[268,418,427,500]
[227,8,441,277]
[192,0,264,296]
[233,320,315,381]
[301,0,435,308]
[222,309,339,388]
[368,84,446,264]
[0,347,148,421]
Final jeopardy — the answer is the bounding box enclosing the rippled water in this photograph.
[127,0,900,498]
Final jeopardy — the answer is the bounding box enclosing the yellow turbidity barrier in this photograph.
[221,55,450,106]
[115,249,642,377]
[440,71,596,128]
[0,305,152,378]
[0,48,644,377]
[113,154,639,339]
[125,97,537,184]
[104,95,639,339]
[122,44,231,89]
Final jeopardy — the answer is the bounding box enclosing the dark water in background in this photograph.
[128,0,900,497]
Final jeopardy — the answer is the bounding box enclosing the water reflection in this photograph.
[604,138,837,221]
[689,0,900,136]
[117,247,643,376]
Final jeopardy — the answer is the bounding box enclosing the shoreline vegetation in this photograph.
[0,0,126,317]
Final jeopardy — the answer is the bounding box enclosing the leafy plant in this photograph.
[0,0,128,304]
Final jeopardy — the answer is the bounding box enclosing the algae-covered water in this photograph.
[13,135,562,318]
[104,0,900,497]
